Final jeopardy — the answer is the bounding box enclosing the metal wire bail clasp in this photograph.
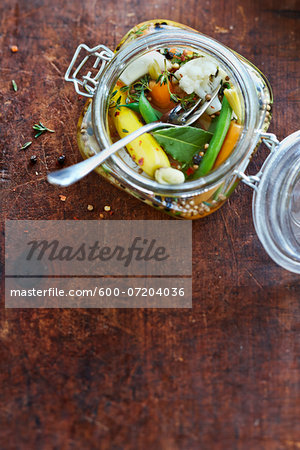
[234,132,280,191]
[65,43,114,97]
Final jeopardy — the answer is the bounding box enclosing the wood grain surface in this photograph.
[1,0,300,448]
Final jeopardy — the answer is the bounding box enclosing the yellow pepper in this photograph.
[224,87,242,124]
[109,83,170,177]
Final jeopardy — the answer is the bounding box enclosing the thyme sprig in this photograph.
[178,93,198,110]
[157,59,200,109]
[156,61,179,103]
[109,94,123,111]
[109,91,132,112]
[12,80,18,92]
[120,75,151,102]
[33,122,55,138]
[20,141,32,150]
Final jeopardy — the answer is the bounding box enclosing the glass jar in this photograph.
[65,20,300,273]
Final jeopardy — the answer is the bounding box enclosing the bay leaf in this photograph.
[152,126,212,163]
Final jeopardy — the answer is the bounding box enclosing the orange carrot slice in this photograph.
[213,122,242,168]
[149,80,175,109]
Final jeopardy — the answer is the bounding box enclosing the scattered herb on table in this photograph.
[20,141,32,150]
[11,80,18,92]
[33,122,55,138]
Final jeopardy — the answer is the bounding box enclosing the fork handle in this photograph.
[47,122,175,187]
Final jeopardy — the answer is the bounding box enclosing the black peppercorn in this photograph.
[220,81,231,95]
[165,50,174,60]
[57,154,66,165]
[193,154,203,165]
[30,155,37,164]
[165,197,173,209]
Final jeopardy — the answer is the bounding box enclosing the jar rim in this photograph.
[92,28,260,195]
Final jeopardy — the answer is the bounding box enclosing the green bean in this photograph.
[124,102,140,112]
[153,108,162,119]
[193,96,232,178]
[139,90,159,123]
[122,100,162,119]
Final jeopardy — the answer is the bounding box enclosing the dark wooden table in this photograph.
[1,0,300,448]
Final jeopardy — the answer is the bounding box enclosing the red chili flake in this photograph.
[114,111,120,117]
[139,140,142,146]
[181,55,185,61]
[210,106,215,109]
[155,147,160,152]
[132,153,136,160]
[73,216,79,220]
[109,211,114,216]
[186,167,195,176]
[138,157,144,165]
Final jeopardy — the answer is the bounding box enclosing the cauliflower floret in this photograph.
[120,51,171,85]
[174,56,226,114]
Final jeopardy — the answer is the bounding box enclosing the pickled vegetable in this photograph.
[110,84,170,176]
[109,46,243,185]
[193,96,232,177]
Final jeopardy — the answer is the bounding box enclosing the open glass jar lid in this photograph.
[249,130,300,273]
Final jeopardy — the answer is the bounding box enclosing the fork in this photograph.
[47,85,221,187]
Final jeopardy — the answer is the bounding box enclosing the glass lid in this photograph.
[252,130,300,273]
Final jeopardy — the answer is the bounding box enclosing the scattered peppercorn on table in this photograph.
[1,0,300,449]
